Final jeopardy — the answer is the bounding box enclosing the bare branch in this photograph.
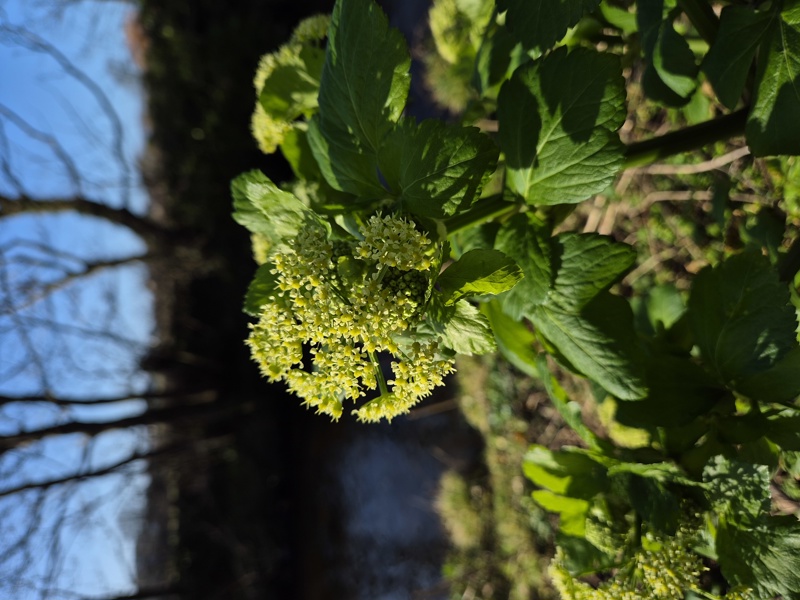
[0,400,251,452]
[0,388,215,408]
[0,195,169,243]
[2,252,157,314]
[0,23,132,207]
[0,103,83,194]
[0,435,231,499]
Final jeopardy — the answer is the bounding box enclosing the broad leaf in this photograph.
[495,216,646,400]
[244,264,279,316]
[550,233,636,311]
[259,45,326,120]
[688,251,798,384]
[378,119,499,218]
[703,5,773,109]
[498,46,626,205]
[638,0,698,105]
[482,300,541,378]
[309,0,410,195]
[531,490,590,537]
[718,516,800,600]
[703,455,771,524]
[498,0,601,52]
[494,214,553,318]
[437,249,522,305]
[431,298,496,355]
[530,295,647,401]
[231,170,309,244]
[523,445,609,499]
[737,346,800,404]
[746,2,800,156]
[614,353,720,428]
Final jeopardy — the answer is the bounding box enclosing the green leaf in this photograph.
[437,249,522,305]
[308,0,410,195]
[688,251,798,385]
[498,0,601,52]
[746,2,800,156]
[378,119,499,218]
[614,353,720,428]
[497,46,626,205]
[432,299,496,355]
[531,294,648,401]
[638,0,698,105]
[702,5,773,110]
[495,216,646,400]
[531,490,590,537]
[244,264,279,316]
[231,170,309,244]
[482,299,541,378]
[627,477,680,534]
[259,44,326,120]
[717,515,800,600]
[703,455,771,524]
[537,354,605,450]
[523,445,609,499]
[737,346,800,404]
[549,233,636,311]
[494,214,553,318]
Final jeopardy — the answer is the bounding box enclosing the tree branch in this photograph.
[0,195,169,243]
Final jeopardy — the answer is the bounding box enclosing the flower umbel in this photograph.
[247,214,453,421]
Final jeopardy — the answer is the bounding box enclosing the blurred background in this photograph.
[0,1,497,598]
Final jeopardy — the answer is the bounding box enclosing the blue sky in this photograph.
[0,0,157,597]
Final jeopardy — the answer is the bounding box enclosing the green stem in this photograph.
[676,0,719,45]
[623,108,748,169]
[443,195,519,234]
[370,351,389,396]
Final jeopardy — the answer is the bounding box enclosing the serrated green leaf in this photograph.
[550,233,636,311]
[688,251,798,385]
[702,5,773,110]
[495,216,646,399]
[259,44,326,120]
[437,249,522,305]
[244,263,279,316]
[537,354,605,450]
[231,170,309,243]
[482,299,541,377]
[532,490,590,537]
[638,0,698,106]
[651,18,699,99]
[378,119,499,218]
[718,515,800,600]
[498,46,626,205]
[309,0,410,195]
[494,214,553,318]
[737,346,800,404]
[523,445,609,498]
[498,0,601,52]
[614,353,720,428]
[599,2,638,36]
[746,2,800,156]
[704,455,771,524]
[531,294,648,401]
[627,477,680,534]
[432,298,496,355]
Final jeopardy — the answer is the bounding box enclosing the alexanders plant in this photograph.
[234,0,800,597]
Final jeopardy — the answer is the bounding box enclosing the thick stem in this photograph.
[443,195,519,234]
[677,0,720,45]
[623,108,748,169]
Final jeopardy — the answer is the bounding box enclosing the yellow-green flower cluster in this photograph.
[356,214,434,270]
[549,523,705,600]
[247,215,454,421]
